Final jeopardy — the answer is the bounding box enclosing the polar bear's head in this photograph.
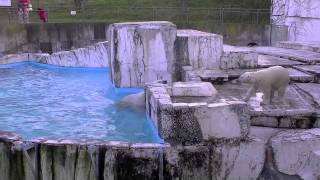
[239,72,254,84]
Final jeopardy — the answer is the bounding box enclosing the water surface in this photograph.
[0,62,161,143]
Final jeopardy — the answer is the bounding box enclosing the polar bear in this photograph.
[239,66,290,104]
[118,92,145,108]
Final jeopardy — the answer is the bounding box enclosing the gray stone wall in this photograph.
[0,23,108,54]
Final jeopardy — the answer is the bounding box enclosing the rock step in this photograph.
[249,85,317,129]
[213,83,317,129]
[255,46,320,64]
[189,68,314,83]
[294,65,320,83]
[276,41,320,53]
[295,83,320,107]
[258,55,305,68]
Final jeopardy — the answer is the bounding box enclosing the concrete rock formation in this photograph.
[146,82,250,145]
[39,41,109,67]
[171,82,217,97]
[220,45,258,70]
[108,21,177,88]
[175,30,223,80]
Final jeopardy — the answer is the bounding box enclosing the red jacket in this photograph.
[19,0,30,7]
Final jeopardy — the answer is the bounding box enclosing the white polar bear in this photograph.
[118,92,145,108]
[239,66,290,104]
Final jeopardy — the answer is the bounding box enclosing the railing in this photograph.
[0,6,270,24]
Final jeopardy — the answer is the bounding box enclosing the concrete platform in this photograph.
[258,55,305,68]
[294,65,320,83]
[220,45,258,70]
[189,67,314,84]
[295,83,320,106]
[277,41,320,53]
[173,83,316,129]
[255,47,320,64]
[247,85,316,128]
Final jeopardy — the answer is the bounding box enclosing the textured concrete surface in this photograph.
[108,21,177,88]
[277,41,320,53]
[255,47,320,64]
[184,67,314,84]
[171,82,217,97]
[270,129,320,177]
[258,55,305,68]
[220,45,258,70]
[39,41,109,67]
[294,65,320,83]
[146,82,250,145]
[175,30,223,75]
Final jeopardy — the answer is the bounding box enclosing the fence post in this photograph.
[186,8,189,26]
[219,8,224,24]
[7,9,11,24]
[152,7,155,20]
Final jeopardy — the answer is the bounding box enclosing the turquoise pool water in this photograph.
[0,62,162,143]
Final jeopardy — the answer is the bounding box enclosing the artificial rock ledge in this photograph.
[146,82,250,145]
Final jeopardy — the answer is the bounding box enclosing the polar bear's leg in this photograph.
[270,88,276,102]
[244,86,257,102]
[262,87,272,104]
[278,85,287,101]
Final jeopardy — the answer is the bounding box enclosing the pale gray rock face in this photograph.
[299,150,320,180]
[171,82,217,97]
[255,46,320,64]
[277,41,320,53]
[195,101,249,140]
[257,55,305,68]
[220,45,258,70]
[270,129,320,177]
[0,53,31,64]
[175,30,223,80]
[146,82,250,144]
[40,41,109,67]
[211,138,266,180]
[108,21,177,88]
[272,0,320,41]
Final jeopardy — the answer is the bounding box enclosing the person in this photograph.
[37,8,47,23]
[17,0,30,23]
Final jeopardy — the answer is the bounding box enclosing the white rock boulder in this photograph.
[171,82,217,97]
[108,21,177,88]
[270,128,320,176]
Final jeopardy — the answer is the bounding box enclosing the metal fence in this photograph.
[0,6,270,24]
